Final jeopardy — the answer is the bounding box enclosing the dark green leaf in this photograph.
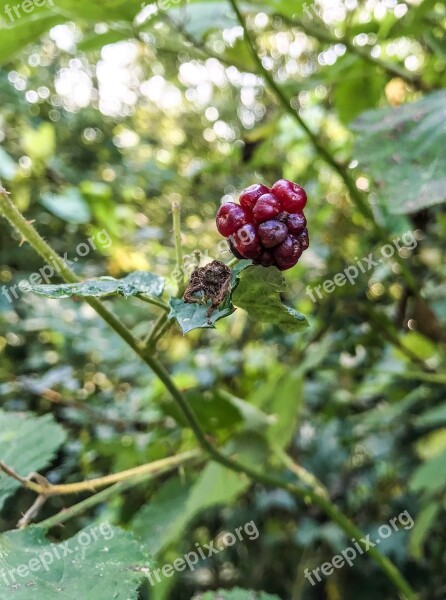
[0,525,152,598]
[168,297,235,334]
[0,411,66,510]
[352,91,446,214]
[163,388,272,433]
[232,265,309,332]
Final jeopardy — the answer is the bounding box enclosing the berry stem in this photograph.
[0,182,418,600]
[227,257,240,268]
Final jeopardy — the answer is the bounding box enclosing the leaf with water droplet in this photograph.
[0,526,153,599]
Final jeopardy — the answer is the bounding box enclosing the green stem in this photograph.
[36,450,202,530]
[137,294,170,311]
[274,447,417,600]
[142,311,168,349]
[172,201,185,291]
[227,257,240,268]
[0,184,417,600]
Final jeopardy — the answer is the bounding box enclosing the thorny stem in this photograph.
[0,184,417,599]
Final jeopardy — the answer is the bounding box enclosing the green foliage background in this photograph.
[0,0,445,598]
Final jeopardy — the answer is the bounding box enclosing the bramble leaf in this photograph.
[352,91,446,214]
[0,411,66,510]
[27,272,164,299]
[232,265,309,332]
[0,525,152,599]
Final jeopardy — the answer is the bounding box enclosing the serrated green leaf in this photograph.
[0,411,66,510]
[168,297,234,334]
[351,91,446,214]
[168,260,251,334]
[232,265,309,332]
[28,272,164,299]
[199,588,281,600]
[0,525,152,598]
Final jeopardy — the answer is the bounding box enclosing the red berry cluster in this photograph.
[216,180,309,271]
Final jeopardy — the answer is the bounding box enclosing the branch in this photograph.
[0,183,417,599]
[0,450,201,496]
[274,447,418,600]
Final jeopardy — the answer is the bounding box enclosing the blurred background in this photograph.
[0,0,445,598]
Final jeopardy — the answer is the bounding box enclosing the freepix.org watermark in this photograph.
[304,510,414,586]
[3,0,54,22]
[0,521,115,587]
[1,229,112,303]
[305,230,418,303]
[145,519,259,586]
